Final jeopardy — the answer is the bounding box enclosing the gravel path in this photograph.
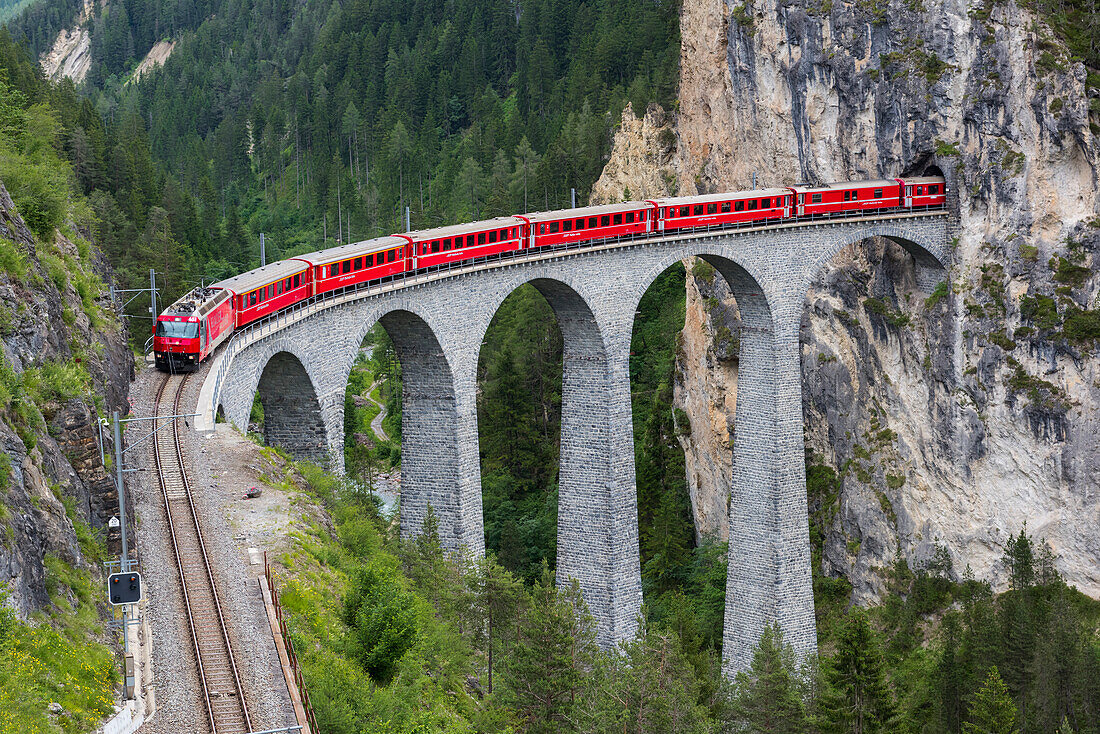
[131,364,297,734]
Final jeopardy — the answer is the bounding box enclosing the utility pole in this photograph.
[149,270,157,326]
[405,206,411,232]
[113,411,129,564]
[260,233,266,267]
[571,188,576,208]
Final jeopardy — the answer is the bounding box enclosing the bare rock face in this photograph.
[0,180,131,616]
[596,0,1100,599]
[590,102,681,204]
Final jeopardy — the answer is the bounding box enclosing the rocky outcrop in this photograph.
[596,0,1100,599]
[0,180,131,616]
[590,102,681,203]
[39,0,96,83]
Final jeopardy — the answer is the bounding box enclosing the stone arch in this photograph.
[337,306,481,555]
[474,275,642,647]
[803,223,951,298]
[256,351,328,462]
[628,249,808,674]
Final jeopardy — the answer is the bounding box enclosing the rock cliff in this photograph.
[0,181,132,616]
[593,0,1100,599]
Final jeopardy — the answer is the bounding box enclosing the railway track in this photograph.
[154,373,253,734]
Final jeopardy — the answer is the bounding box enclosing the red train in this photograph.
[154,175,946,370]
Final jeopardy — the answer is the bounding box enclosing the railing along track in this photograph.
[155,373,253,734]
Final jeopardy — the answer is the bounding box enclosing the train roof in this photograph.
[160,285,230,320]
[211,259,309,295]
[404,216,525,241]
[788,179,899,193]
[292,236,408,267]
[522,201,650,223]
[904,176,946,185]
[650,188,790,207]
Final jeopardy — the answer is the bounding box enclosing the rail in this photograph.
[200,205,948,427]
[154,374,253,734]
[264,553,320,734]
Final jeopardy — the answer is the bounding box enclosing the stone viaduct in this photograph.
[196,211,950,675]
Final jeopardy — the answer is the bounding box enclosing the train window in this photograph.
[540,224,546,234]
[916,186,923,195]
[500,229,508,240]
[490,230,500,243]
[844,191,850,201]
[680,206,689,217]
[547,223,557,235]
[276,281,283,296]
[640,210,647,220]
[601,215,610,226]
[589,217,598,228]
[874,188,883,198]
[721,202,731,213]
[625,212,634,224]
[811,193,822,203]
[294,274,301,288]
[429,241,438,252]
[735,201,745,212]
[387,249,396,263]
[576,218,585,230]
[851,191,858,200]
[478,233,486,245]
[613,213,623,225]
[269,285,275,299]
[442,239,450,251]
[342,260,351,274]
[693,205,704,215]
[249,292,257,306]
[761,198,770,208]
[707,203,717,214]
[748,199,757,210]
[563,220,572,231]
[329,264,337,277]
[929,185,939,194]
[351,258,360,271]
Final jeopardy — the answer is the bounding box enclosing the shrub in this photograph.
[343,562,422,683]
[1063,308,1100,342]
[0,151,69,242]
[925,281,949,309]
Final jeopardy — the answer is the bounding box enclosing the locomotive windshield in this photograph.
[156,320,199,338]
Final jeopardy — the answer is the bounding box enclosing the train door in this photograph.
[797,194,805,216]
[200,320,208,358]
[904,185,913,208]
[783,195,792,218]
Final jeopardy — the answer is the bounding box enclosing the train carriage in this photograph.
[401,217,527,270]
[788,179,903,217]
[293,236,408,297]
[214,260,312,328]
[524,201,653,248]
[652,189,791,232]
[900,176,947,208]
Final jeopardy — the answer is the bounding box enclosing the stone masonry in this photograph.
[207,214,950,674]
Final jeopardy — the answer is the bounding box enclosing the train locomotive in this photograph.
[154,175,946,371]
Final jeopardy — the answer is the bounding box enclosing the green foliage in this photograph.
[863,296,911,328]
[925,280,949,309]
[0,236,30,281]
[1019,293,1061,331]
[823,610,897,731]
[730,623,808,732]
[343,560,422,683]
[1053,256,1092,288]
[1063,307,1100,342]
[935,139,961,156]
[964,667,1019,734]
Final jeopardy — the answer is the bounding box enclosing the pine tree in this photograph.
[823,610,896,733]
[964,667,1018,734]
[729,623,808,733]
[499,568,596,734]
